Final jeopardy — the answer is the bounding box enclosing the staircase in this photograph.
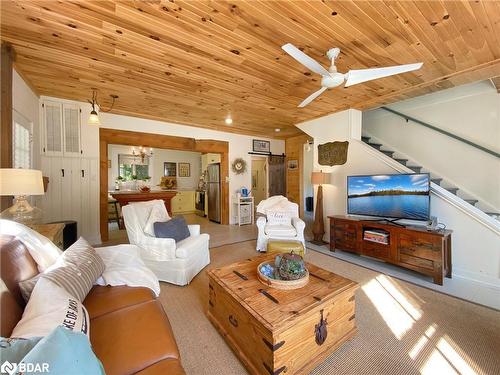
[361,135,500,222]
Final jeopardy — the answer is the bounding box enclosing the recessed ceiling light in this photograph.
[275,128,281,132]
[225,117,233,125]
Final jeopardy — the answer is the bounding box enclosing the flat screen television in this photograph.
[347,173,430,221]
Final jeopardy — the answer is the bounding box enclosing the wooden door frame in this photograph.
[99,128,229,242]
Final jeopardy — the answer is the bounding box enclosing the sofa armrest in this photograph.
[188,224,200,236]
[292,217,306,233]
[139,236,177,261]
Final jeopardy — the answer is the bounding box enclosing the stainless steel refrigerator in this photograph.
[207,163,221,223]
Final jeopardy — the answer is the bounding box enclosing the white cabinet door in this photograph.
[63,104,81,156]
[43,102,63,156]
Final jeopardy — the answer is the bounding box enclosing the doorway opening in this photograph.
[251,156,268,207]
[99,129,229,242]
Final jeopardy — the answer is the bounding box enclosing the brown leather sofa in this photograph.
[0,235,186,375]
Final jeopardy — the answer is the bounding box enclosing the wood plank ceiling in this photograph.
[1,1,500,138]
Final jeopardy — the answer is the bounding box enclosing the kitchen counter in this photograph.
[109,190,179,215]
[110,188,197,194]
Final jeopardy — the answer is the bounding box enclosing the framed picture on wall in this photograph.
[288,159,298,170]
[178,162,191,177]
[252,139,270,154]
[164,162,176,177]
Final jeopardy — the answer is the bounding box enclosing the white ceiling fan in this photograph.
[281,43,423,108]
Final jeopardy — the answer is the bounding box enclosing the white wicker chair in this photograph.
[122,200,210,285]
[255,196,306,252]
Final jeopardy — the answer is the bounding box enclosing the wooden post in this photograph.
[312,184,325,244]
[1,43,14,211]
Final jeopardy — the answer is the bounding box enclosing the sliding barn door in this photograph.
[268,155,285,196]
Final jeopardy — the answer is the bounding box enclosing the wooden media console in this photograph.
[329,215,452,285]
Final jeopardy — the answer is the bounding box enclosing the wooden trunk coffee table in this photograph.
[207,254,358,375]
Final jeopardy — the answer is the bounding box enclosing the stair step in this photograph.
[368,143,382,150]
[361,136,371,143]
[431,178,443,185]
[408,166,422,173]
[464,199,478,206]
[445,187,459,195]
[394,158,408,166]
[381,150,394,157]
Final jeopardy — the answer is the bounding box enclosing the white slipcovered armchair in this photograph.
[122,200,210,286]
[255,196,306,252]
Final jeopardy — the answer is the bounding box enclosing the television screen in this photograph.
[347,173,430,221]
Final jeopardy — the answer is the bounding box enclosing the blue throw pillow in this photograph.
[18,326,105,375]
[0,336,42,364]
[154,216,191,243]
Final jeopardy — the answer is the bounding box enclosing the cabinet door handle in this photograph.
[61,169,65,177]
[81,169,85,178]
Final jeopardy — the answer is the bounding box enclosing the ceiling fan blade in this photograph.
[298,87,327,108]
[344,62,423,87]
[282,43,330,76]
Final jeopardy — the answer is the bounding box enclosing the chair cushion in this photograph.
[90,300,181,375]
[264,224,297,237]
[154,216,190,243]
[83,285,155,320]
[175,233,209,259]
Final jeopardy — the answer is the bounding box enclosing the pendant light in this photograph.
[87,90,118,126]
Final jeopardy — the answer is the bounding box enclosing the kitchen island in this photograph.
[110,190,178,215]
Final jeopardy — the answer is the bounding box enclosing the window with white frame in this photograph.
[13,111,32,169]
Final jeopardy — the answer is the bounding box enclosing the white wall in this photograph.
[298,108,500,292]
[12,69,40,169]
[107,145,201,191]
[363,81,500,211]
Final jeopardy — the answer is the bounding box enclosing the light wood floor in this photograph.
[103,213,258,248]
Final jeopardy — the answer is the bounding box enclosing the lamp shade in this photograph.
[88,110,101,126]
[0,169,44,195]
[311,171,330,185]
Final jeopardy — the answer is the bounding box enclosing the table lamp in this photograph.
[311,170,330,245]
[0,168,44,224]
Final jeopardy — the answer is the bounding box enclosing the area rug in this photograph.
[158,240,500,375]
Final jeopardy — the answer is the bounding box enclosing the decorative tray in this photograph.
[257,261,309,290]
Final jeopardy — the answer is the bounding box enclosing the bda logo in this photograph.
[0,361,17,375]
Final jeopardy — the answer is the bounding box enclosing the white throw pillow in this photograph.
[144,204,170,237]
[267,211,292,226]
[11,278,90,339]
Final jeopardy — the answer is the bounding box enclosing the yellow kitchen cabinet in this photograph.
[171,191,196,214]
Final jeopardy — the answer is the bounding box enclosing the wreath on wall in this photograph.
[231,158,247,175]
